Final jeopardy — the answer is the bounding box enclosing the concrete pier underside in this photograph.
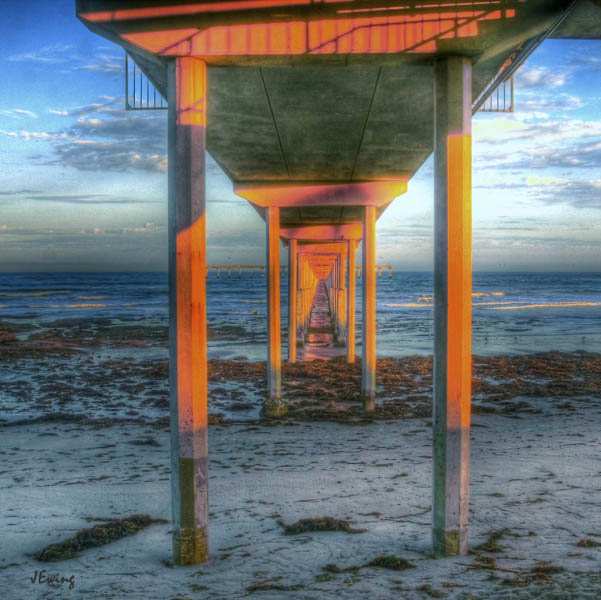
[77,0,601,565]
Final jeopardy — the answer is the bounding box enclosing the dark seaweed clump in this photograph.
[367,555,415,571]
[280,516,366,535]
[34,514,167,562]
[323,554,415,574]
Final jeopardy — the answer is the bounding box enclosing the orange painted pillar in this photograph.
[167,57,209,565]
[432,56,473,558]
[288,239,298,363]
[299,256,305,335]
[332,256,340,338]
[307,260,314,329]
[303,258,309,331]
[337,251,347,345]
[347,240,357,364]
[362,206,377,412]
[265,206,285,416]
[330,260,336,329]
[297,254,304,347]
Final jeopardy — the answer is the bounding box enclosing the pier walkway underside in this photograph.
[77,0,601,565]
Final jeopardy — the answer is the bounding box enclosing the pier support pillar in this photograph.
[362,205,377,412]
[265,206,285,417]
[288,240,298,363]
[167,57,209,565]
[432,56,473,558]
[347,240,356,364]
[299,257,306,338]
[331,261,336,337]
[336,253,347,346]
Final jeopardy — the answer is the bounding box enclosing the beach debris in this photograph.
[323,554,415,575]
[279,516,366,535]
[34,514,167,562]
[246,578,304,593]
[470,555,497,571]
[576,537,601,548]
[323,563,360,574]
[366,555,415,571]
[416,583,445,598]
[500,561,565,588]
[474,528,514,553]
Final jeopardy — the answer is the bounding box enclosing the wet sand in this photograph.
[2,318,601,597]
[2,318,601,426]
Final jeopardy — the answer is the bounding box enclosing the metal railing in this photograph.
[478,76,514,113]
[124,53,167,111]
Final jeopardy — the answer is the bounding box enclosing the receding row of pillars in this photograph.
[167,54,473,564]
[265,214,377,419]
[291,248,320,353]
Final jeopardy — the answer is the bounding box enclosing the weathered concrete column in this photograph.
[288,240,298,363]
[307,265,313,327]
[362,206,377,412]
[265,206,285,417]
[167,57,209,565]
[299,257,306,334]
[297,255,304,347]
[432,56,473,558]
[330,261,337,331]
[347,240,357,364]
[336,252,347,345]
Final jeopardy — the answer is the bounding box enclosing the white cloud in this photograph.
[0,108,38,119]
[517,66,569,89]
[0,129,70,141]
[7,43,74,64]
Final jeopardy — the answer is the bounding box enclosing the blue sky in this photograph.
[1,1,600,272]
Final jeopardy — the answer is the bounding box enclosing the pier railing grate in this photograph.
[125,53,167,111]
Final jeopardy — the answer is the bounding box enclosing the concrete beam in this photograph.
[299,241,349,255]
[236,181,406,209]
[77,3,521,62]
[167,57,209,566]
[280,224,363,241]
[432,56,473,558]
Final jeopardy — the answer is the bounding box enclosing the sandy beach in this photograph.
[2,318,601,598]
[3,404,601,599]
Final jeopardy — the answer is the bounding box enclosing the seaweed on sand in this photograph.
[34,514,167,562]
[366,555,415,571]
[323,554,415,575]
[279,516,366,535]
[500,561,565,588]
[246,579,305,593]
[474,528,513,553]
[577,538,601,548]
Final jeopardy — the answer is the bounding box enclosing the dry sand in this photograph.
[2,396,601,599]
[2,320,601,598]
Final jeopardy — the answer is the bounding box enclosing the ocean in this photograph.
[1,271,601,359]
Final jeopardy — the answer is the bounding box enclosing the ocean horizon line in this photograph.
[2,270,601,276]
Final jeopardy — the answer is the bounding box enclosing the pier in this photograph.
[76,0,601,565]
